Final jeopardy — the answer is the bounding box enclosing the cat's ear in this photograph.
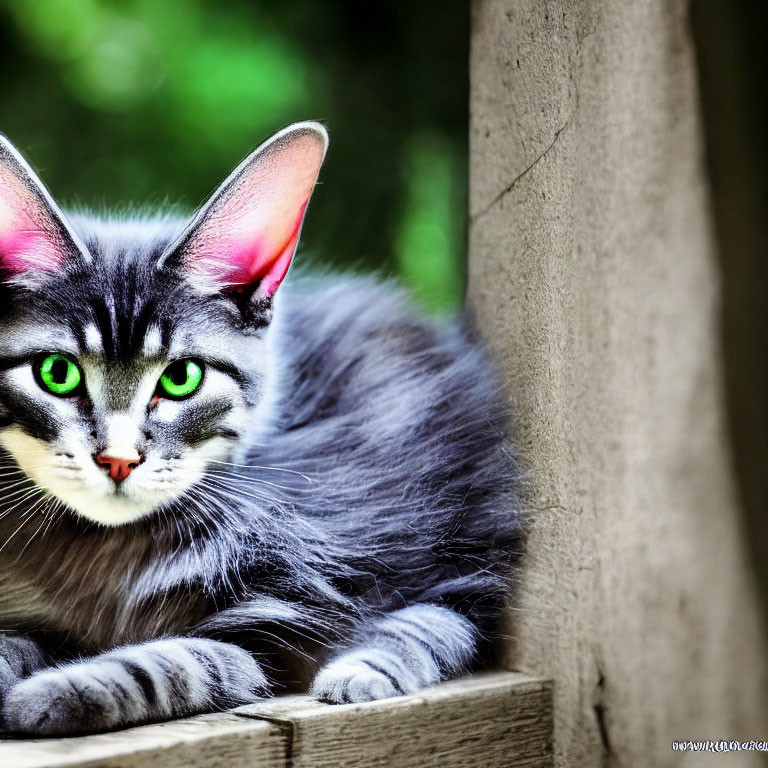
[0,135,87,282]
[161,121,328,302]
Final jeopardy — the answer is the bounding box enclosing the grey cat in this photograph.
[0,122,522,736]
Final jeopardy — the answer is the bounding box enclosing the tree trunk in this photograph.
[468,1,768,766]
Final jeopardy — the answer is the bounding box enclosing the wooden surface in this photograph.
[0,671,552,768]
[468,1,768,766]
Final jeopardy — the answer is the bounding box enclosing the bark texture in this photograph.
[468,1,768,766]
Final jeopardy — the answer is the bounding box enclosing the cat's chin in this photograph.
[54,489,171,527]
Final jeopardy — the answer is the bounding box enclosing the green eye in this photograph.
[37,354,82,397]
[158,359,204,400]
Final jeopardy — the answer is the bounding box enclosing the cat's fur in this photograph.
[0,123,522,736]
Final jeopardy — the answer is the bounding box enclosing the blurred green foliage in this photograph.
[0,0,468,311]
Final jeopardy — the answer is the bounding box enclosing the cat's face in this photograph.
[0,254,275,526]
[0,123,327,526]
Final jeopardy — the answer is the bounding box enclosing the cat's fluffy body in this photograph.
[0,124,521,735]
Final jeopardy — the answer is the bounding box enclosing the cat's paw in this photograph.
[311,656,406,704]
[3,667,120,736]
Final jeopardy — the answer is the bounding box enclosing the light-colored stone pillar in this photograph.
[468,1,768,765]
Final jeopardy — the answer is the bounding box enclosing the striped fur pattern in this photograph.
[3,638,266,736]
[0,125,523,735]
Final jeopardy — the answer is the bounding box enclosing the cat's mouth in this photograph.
[107,481,138,497]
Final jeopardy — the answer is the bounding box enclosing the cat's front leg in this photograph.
[0,634,48,694]
[311,604,477,703]
[3,637,267,736]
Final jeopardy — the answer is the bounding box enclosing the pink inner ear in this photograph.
[0,228,63,273]
[180,128,326,296]
[0,166,66,275]
[202,202,307,296]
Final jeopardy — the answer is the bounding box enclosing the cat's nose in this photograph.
[95,450,144,484]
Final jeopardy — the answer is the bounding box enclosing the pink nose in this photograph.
[95,452,143,484]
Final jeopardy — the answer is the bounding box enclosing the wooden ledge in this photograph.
[0,670,553,768]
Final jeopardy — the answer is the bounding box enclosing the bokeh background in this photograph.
[0,0,468,313]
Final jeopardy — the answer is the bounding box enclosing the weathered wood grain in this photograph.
[0,712,284,768]
[242,671,553,768]
[0,671,552,768]
[468,1,768,766]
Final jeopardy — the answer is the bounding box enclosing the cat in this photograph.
[0,122,522,737]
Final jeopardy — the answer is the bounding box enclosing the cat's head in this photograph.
[0,122,327,526]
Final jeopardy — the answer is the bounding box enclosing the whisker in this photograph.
[0,492,49,555]
[207,460,313,483]
[199,477,275,506]
[0,477,41,493]
[17,497,57,559]
[205,470,311,494]
[0,489,47,521]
